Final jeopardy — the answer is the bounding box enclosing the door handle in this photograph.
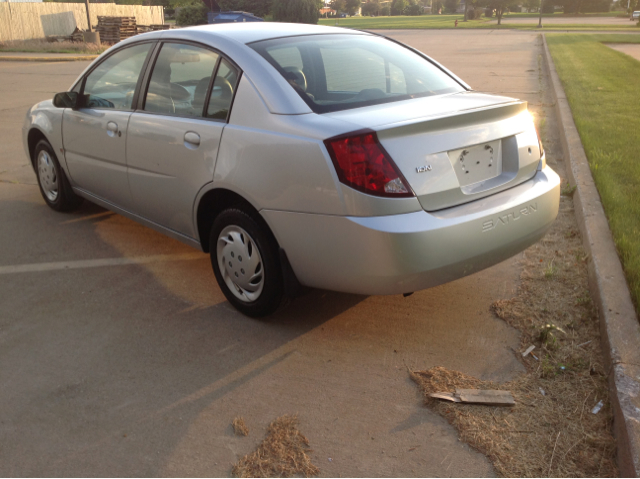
[107,121,119,137]
[184,131,201,149]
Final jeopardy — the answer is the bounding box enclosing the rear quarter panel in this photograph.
[215,75,347,215]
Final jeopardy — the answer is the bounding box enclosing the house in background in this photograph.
[319,6,336,15]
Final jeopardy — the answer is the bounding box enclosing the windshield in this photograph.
[249,34,465,113]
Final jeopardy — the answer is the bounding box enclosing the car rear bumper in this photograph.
[262,166,561,295]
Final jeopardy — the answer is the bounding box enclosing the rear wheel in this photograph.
[210,208,284,318]
[34,139,82,212]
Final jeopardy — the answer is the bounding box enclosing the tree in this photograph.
[405,2,423,12]
[272,0,319,23]
[380,4,391,13]
[176,2,208,23]
[217,0,241,9]
[443,0,458,13]
[330,0,345,12]
[559,0,611,13]
[362,0,381,15]
[404,0,423,13]
[391,0,407,14]
[344,0,361,14]
[521,0,539,12]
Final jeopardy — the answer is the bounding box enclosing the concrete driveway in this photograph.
[0,31,545,477]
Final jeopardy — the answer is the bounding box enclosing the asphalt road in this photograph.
[0,30,547,477]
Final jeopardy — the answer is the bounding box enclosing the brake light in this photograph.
[534,123,545,159]
[324,130,413,198]
[532,119,546,169]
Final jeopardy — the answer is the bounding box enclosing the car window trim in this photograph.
[75,40,158,112]
[135,40,163,111]
[136,39,243,124]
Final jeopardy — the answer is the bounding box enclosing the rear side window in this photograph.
[83,42,153,110]
[206,58,239,121]
[250,34,464,113]
[143,43,219,117]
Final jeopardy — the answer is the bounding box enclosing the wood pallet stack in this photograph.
[70,27,85,42]
[96,16,137,44]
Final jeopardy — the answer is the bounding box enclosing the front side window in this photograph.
[83,42,153,111]
[206,58,239,121]
[144,43,220,117]
[250,34,465,113]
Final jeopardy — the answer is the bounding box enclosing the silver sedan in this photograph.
[23,23,560,317]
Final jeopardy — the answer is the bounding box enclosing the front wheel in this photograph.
[34,139,83,212]
[210,208,284,318]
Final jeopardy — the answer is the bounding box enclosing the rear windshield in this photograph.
[249,34,465,113]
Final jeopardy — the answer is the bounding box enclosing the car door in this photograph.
[126,41,240,238]
[63,42,155,209]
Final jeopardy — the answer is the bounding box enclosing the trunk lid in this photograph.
[325,91,543,211]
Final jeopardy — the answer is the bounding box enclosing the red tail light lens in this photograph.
[532,117,545,159]
[324,130,413,198]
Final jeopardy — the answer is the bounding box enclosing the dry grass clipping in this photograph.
[412,190,617,477]
[0,39,107,54]
[232,415,319,478]
[232,417,249,437]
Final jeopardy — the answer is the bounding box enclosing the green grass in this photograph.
[546,33,640,314]
[318,14,639,30]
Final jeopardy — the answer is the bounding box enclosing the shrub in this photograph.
[484,6,494,16]
[404,3,423,14]
[272,0,318,23]
[541,0,555,12]
[443,0,459,13]
[380,4,391,14]
[391,0,407,14]
[467,6,482,17]
[361,1,379,14]
[176,3,208,25]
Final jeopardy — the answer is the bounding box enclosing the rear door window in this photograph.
[143,42,220,117]
[206,58,239,121]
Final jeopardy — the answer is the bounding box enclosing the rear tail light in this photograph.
[533,120,546,168]
[534,124,545,158]
[324,130,414,198]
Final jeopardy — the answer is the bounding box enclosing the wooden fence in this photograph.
[0,2,164,42]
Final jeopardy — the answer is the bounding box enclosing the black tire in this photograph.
[210,207,284,318]
[33,139,83,212]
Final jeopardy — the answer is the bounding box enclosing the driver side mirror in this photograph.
[53,91,80,109]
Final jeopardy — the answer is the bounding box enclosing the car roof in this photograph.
[160,22,369,45]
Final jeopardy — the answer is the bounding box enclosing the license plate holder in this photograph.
[448,140,502,187]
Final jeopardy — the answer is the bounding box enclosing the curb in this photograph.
[542,34,640,477]
[0,55,98,62]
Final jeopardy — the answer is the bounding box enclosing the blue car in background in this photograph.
[208,11,264,24]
